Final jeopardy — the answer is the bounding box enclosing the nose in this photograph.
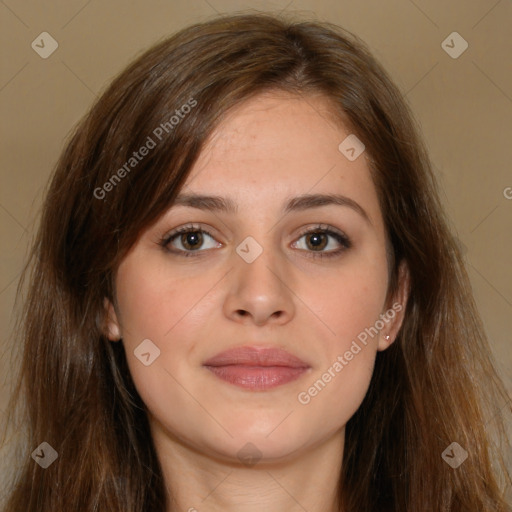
[223,239,296,327]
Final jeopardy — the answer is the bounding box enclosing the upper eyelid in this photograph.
[163,222,346,237]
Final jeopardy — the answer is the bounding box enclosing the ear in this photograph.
[103,297,122,342]
[377,261,410,351]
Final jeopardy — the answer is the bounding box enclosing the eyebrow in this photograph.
[171,192,371,224]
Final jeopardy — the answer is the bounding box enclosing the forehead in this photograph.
[196,91,350,165]
[181,91,383,228]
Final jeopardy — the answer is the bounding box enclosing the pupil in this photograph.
[309,233,326,249]
[184,232,201,249]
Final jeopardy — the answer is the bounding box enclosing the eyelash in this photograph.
[159,223,352,259]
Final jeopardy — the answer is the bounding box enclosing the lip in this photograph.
[203,346,311,390]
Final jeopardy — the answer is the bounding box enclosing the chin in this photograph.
[203,433,311,466]
[210,415,315,463]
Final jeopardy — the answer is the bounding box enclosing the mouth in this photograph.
[202,346,311,391]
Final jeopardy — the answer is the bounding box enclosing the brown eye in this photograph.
[179,231,203,251]
[160,224,351,260]
[304,232,329,251]
[160,225,220,257]
[293,226,351,259]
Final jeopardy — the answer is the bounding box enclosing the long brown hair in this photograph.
[1,11,510,512]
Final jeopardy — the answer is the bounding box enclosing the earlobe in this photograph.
[377,261,410,351]
[378,333,394,351]
[103,297,122,341]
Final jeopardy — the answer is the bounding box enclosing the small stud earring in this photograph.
[384,334,390,340]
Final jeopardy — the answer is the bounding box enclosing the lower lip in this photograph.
[204,365,309,390]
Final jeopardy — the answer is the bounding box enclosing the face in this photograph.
[105,91,408,464]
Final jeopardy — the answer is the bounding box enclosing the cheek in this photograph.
[297,350,376,433]
[114,258,202,439]
[306,254,389,354]
[113,256,217,406]
[297,279,382,425]
[294,252,387,418]
[114,253,205,343]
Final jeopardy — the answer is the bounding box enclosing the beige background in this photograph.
[1,0,511,495]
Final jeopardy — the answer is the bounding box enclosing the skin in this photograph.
[105,90,409,512]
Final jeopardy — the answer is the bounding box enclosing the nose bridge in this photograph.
[235,231,286,291]
[224,230,295,325]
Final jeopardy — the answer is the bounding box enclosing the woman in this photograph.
[1,11,510,512]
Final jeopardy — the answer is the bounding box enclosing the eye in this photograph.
[292,224,351,259]
[160,224,220,257]
[159,223,351,259]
